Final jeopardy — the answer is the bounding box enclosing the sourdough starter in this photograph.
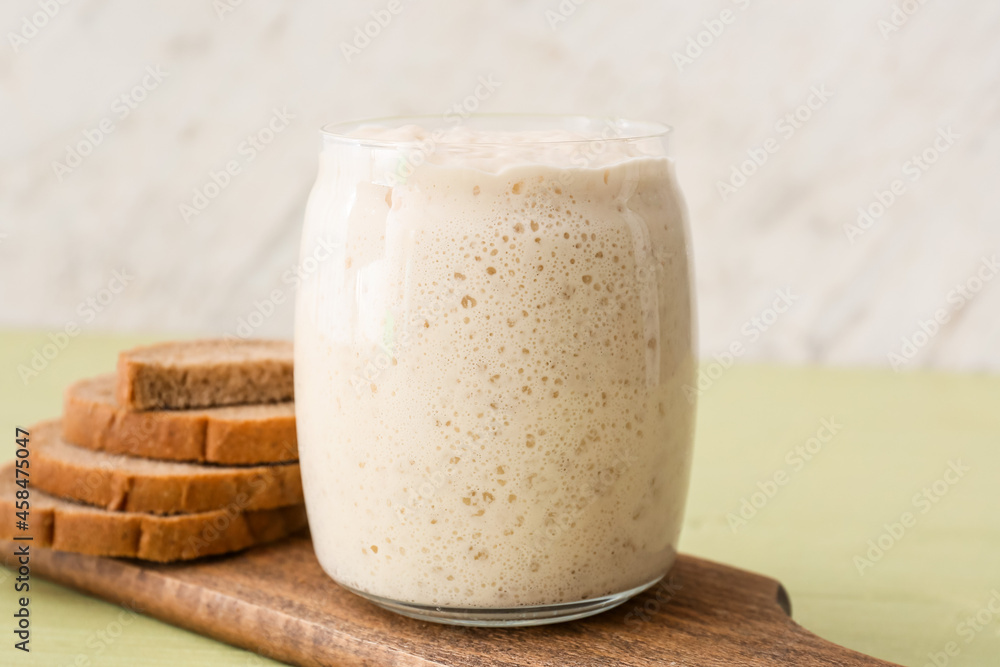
[295,124,695,608]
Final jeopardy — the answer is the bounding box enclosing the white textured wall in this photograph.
[1,0,998,371]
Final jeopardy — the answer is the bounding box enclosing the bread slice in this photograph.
[116,339,294,410]
[64,374,297,464]
[32,421,303,515]
[0,464,306,562]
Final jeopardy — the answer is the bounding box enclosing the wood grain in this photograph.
[2,534,899,666]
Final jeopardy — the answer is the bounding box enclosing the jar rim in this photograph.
[319,114,671,148]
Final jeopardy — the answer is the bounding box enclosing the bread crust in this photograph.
[63,375,297,464]
[0,464,307,562]
[33,421,303,515]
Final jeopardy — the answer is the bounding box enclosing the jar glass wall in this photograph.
[294,115,697,626]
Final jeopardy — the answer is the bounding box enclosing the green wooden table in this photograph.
[1,331,997,666]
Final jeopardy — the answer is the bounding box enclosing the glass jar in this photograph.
[294,115,696,626]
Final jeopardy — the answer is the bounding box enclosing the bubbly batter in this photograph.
[295,124,695,608]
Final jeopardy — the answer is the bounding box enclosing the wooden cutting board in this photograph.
[3,534,898,666]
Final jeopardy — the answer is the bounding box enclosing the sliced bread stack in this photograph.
[1,339,306,562]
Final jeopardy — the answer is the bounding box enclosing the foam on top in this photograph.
[336,122,667,172]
